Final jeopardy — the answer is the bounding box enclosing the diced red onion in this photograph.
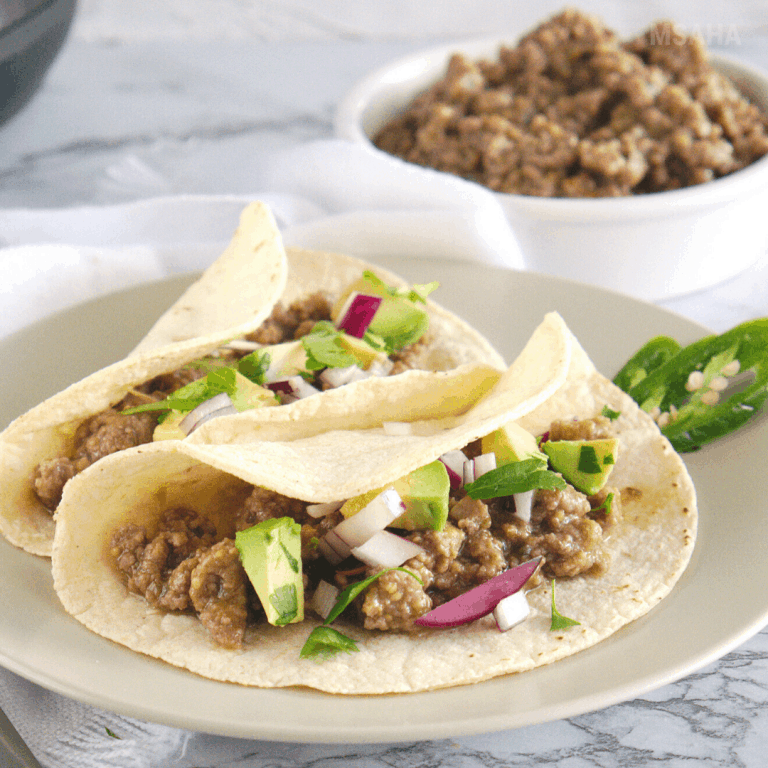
[179,393,237,435]
[311,580,340,620]
[266,376,320,403]
[305,500,344,519]
[462,460,475,486]
[439,450,466,489]
[367,358,395,377]
[414,557,541,628]
[335,292,383,338]
[473,452,497,478]
[318,489,405,565]
[383,421,412,436]
[221,339,262,352]
[318,365,369,389]
[350,530,424,569]
[493,590,530,632]
[189,405,239,431]
[513,490,534,523]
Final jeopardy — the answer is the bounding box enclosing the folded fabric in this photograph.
[0,140,523,340]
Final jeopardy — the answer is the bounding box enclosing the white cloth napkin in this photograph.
[0,139,523,766]
[0,140,523,341]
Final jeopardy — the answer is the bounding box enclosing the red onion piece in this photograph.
[306,500,344,519]
[335,292,383,338]
[178,393,236,435]
[318,365,368,389]
[312,580,340,620]
[439,450,466,489]
[351,530,424,569]
[318,489,405,565]
[462,460,475,486]
[493,590,530,632]
[266,376,320,403]
[414,557,541,628]
[473,452,497,478]
[513,490,534,523]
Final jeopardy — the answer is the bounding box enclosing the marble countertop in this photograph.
[2,2,768,766]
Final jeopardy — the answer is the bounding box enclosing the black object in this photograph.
[0,0,76,126]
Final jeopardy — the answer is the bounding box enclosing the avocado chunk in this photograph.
[543,438,619,496]
[153,370,277,441]
[235,517,304,627]
[332,274,430,351]
[340,460,450,532]
[481,423,546,466]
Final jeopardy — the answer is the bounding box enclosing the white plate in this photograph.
[1,257,766,742]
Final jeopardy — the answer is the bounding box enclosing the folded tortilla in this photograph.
[51,314,697,693]
[0,202,505,556]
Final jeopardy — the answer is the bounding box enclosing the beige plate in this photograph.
[0,256,766,741]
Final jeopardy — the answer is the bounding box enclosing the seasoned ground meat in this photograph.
[245,293,332,345]
[374,9,768,197]
[234,486,307,530]
[189,539,250,649]
[361,561,434,631]
[110,507,217,608]
[548,415,614,441]
[33,407,157,512]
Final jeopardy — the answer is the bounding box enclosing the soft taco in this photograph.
[0,202,505,556]
[51,313,697,693]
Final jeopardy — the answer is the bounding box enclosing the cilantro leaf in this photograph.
[122,366,239,418]
[299,567,422,661]
[300,626,359,661]
[280,542,300,574]
[301,322,357,371]
[577,445,602,474]
[269,584,299,626]
[238,350,271,385]
[601,405,621,420]
[465,458,566,499]
[550,579,580,631]
[592,492,615,515]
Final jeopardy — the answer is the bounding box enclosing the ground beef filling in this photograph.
[110,416,623,644]
[32,292,427,513]
[374,9,768,197]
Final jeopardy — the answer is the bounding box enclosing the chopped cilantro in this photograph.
[464,456,566,500]
[300,626,359,661]
[300,567,422,661]
[269,584,299,626]
[550,579,580,631]
[592,492,615,515]
[603,452,615,466]
[280,542,300,574]
[238,350,271,385]
[105,727,121,739]
[301,321,357,371]
[577,445,602,474]
[601,405,621,420]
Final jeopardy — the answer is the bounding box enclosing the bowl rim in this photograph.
[335,36,768,219]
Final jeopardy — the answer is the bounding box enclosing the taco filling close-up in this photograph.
[51,312,697,694]
[0,201,505,556]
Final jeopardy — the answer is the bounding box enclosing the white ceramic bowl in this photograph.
[335,38,768,301]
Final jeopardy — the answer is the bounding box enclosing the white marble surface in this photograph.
[3,2,768,766]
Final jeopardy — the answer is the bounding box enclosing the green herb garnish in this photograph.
[550,579,580,631]
[601,405,621,420]
[299,626,359,661]
[280,542,300,573]
[301,321,357,371]
[577,445,602,474]
[592,492,615,515]
[238,350,271,385]
[464,456,566,500]
[269,584,299,626]
[105,727,121,739]
[300,567,422,661]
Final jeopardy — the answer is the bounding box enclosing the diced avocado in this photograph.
[235,517,304,627]
[543,438,619,496]
[258,340,309,381]
[332,275,429,351]
[153,371,277,441]
[481,423,545,466]
[338,333,391,370]
[340,461,450,532]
